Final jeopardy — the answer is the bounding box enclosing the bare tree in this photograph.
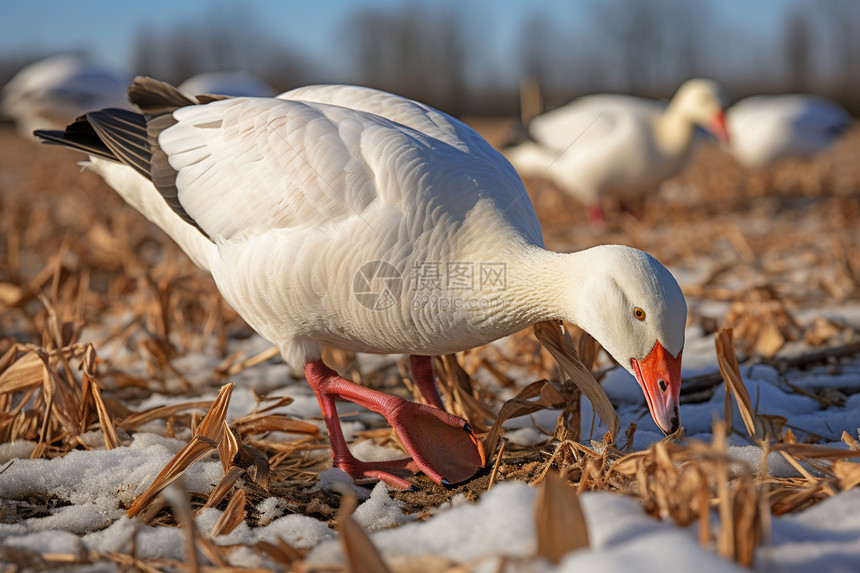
[816,0,860,111]
[588,0,706,97]
[131,29,160,80]
[784,6,814,93]
[130,7,309,92]
[519,11,554,88]
[345,4,468,114]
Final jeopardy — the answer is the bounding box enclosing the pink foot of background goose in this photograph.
[505,78,730,226]
[36,77,688,489]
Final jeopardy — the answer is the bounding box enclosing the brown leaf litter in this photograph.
[2,125,860,571]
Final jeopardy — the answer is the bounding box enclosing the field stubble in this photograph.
[1,123,859,570]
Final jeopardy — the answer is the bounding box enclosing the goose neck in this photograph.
[502,245,589,327]
[655,103,696,157]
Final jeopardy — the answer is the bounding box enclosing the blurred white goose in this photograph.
[36,78,687,488]
[726,94,850,168]
[178,71,275,98]
[1,55,130,137]
[506,78,729,225]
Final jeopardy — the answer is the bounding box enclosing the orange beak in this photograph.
[631,341,683,435]
[710,110,730,143]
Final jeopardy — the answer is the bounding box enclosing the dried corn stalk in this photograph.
[127,383,233,517]
[0,342,117,453]
[609,421,768,567]
[534,470,589,563]
[433,353,495,433]
[484,380,565,457]
[336,494,392,573]
[723,286,800,357]
[211,488,247,537]
[715,329,758,439]
[214,345,280,381]
[533,321,620,440]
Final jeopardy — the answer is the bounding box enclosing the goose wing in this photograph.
[66,78,542,246]
[529,95,665,152]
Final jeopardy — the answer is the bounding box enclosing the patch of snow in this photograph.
[307,481,536,568]
[726,445,803,478]
[350,439,409,463]
[25,502,121,535]
[2,529,84,556]
[226,544,266,568]
[353,482,409,531]
[81,516,137,554]
[315,468,371,500]
[0,440,37,463]
[256,496,288,526]
[758,489,860,573]
[253,513,335,548]
[0,436,223,528]
[602,368,647,405]
[505,426,550,446]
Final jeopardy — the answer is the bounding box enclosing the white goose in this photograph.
[36,78,687,489]
[726,94,850,168]
[178,71,275,98]
[506,78,729,225]
[1,55,130,137]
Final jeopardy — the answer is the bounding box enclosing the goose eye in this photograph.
[633,307,646,321]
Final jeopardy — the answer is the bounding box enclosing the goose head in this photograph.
[671,78,729,143]
[562,245,687,434]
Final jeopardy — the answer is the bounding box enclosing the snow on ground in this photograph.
[1,314,859,571]
[305,484,860,572]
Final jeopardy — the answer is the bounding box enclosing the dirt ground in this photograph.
[1,120,859,568]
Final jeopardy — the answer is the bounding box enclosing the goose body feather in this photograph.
[37,78,688,444]
[506,79,727,206]
[727,94,850,168]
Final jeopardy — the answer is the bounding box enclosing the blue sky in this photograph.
[8,0,845,108]
[1,0,784,80]
[1,0,549,76]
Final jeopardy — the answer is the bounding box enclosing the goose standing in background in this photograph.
[178,71,275,98]
[36,78,687,489]
[505,79,729,226]
[1,55,130,137]
[726,94,850,168]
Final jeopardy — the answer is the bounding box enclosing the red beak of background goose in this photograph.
[710,110,730,143]
[631,341,683,435]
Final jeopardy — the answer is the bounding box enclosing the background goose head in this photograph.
[560,245,687,434]
[669,78,730,143]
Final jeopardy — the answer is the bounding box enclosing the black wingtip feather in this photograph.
[85,109,151,178]
[32,109,151,176]
[33,122,117,163]
[34,79,212,243]
[33,129,65,142]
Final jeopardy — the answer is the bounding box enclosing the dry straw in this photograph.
[534,470,589,563]
[3,129,860,571]
[127,383,233,517]
[336,494,393,573]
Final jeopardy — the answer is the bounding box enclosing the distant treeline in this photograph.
[3,0,860,116]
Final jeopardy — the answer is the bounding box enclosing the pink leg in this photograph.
[409,355,445,410]
[586,202,605,228]
[304,360,485,489]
